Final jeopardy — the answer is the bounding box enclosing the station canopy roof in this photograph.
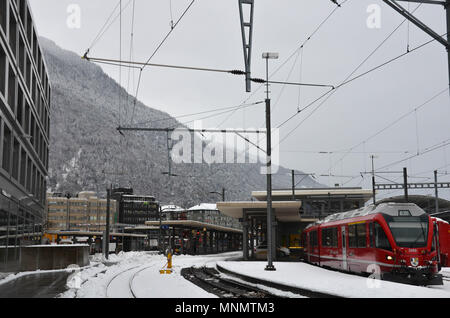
[251,187,373,202]
[216,201,307,222]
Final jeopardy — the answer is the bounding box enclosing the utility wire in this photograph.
[218,0,350,128]
[377,137,450,171]
[276,3,424,134]
[326,86,449,178]
[133,101,264,127]
[86,0,133,53]
[277,29,446,149]
[130,0,196,125]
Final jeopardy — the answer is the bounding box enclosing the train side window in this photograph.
[310,230,318,247]
[349,225,357,248]
[356,223,366,248]
[369,222,374,248]
[321,227,338,247]
[374,222,392,251]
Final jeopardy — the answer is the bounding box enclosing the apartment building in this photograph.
[46,191,116,232]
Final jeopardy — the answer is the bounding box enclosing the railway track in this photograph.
[181,267,279,298]
[106,264,156,298]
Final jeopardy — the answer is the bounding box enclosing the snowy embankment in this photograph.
[217,261,450,298]
[61,251,242,298]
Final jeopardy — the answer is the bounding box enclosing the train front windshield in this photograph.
[383,214,429,248]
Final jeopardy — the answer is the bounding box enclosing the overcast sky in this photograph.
[29,0,450,200]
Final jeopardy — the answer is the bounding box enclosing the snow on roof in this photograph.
[161,205,185,213]
[187,203,218,211]
[431,217,449,224]
[307,202,426,228]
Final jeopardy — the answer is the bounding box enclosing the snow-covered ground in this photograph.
[218,261,450,298]
[57,250,450,298]
[60,251,242,298]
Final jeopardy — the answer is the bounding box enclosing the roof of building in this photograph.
[252,187,373,201]
[187,203,218,211]
[161,205,185,213]
[217,201,308,222]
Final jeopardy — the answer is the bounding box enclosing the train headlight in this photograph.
[386,255,394,261]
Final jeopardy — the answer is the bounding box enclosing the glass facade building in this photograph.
[0,0,50,271]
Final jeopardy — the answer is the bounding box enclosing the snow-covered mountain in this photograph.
[41,37,321,207]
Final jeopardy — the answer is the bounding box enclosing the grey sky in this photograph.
[29,0,450,199]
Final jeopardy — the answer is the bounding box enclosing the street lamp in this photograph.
[263,52,278,271]
[209,188,226,202]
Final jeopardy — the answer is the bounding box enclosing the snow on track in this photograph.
[60,251,241,298]
[217,261,450,298]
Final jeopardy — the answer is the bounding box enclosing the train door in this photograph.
[306,231,310,263]
[341,226,348,271]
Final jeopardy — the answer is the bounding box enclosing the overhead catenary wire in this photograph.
[277,31,447,148]
[130,0,196,125]
[132,101,264,127]
[275,3,424,134]
[85,0,133,54]
[217,0,350,128]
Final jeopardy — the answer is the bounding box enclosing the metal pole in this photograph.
[434,170,439,213]
[222,188,225,202]
[292,170,295,201]
[371,155,376,205]
[403,167,409,202]
[158,205,162,254]
[265,56,275,271]
[446,0,450,91]
[105,185,111,259]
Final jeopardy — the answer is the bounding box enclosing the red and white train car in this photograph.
[302,202,443,285]
[432,217,450,268]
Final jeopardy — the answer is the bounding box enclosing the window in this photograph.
[8,64,16,110]
[20,149,26,186]
[19,35,25,74]
[309,230,318,247]
[16,85,23,125]
[26,157,31,191]
[321,227,338,247]
[356,223,366,248]
[2,124,11,172]
[0,44,6,97]
[384,215,429,248]
[12,138,19,180]
[374,222,392,251]
[369,222,374,248]
[24,101,29,133]
[9,13,17,57]
[0,0,6,35]
[349,222,367,248]
[349,224,356,248]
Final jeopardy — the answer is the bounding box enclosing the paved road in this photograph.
[0,272,70,298]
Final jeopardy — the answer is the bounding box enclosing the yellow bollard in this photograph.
[160,253,173,274]
[167,253,172,269]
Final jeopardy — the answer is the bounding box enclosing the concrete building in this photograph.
[46,191,116,232]
[0,0,51,271]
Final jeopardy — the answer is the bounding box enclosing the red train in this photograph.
[432,217,450,268]
[302,202,443,285]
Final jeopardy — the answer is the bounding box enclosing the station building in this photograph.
[0,0,51,272]
[217,187,373,260]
